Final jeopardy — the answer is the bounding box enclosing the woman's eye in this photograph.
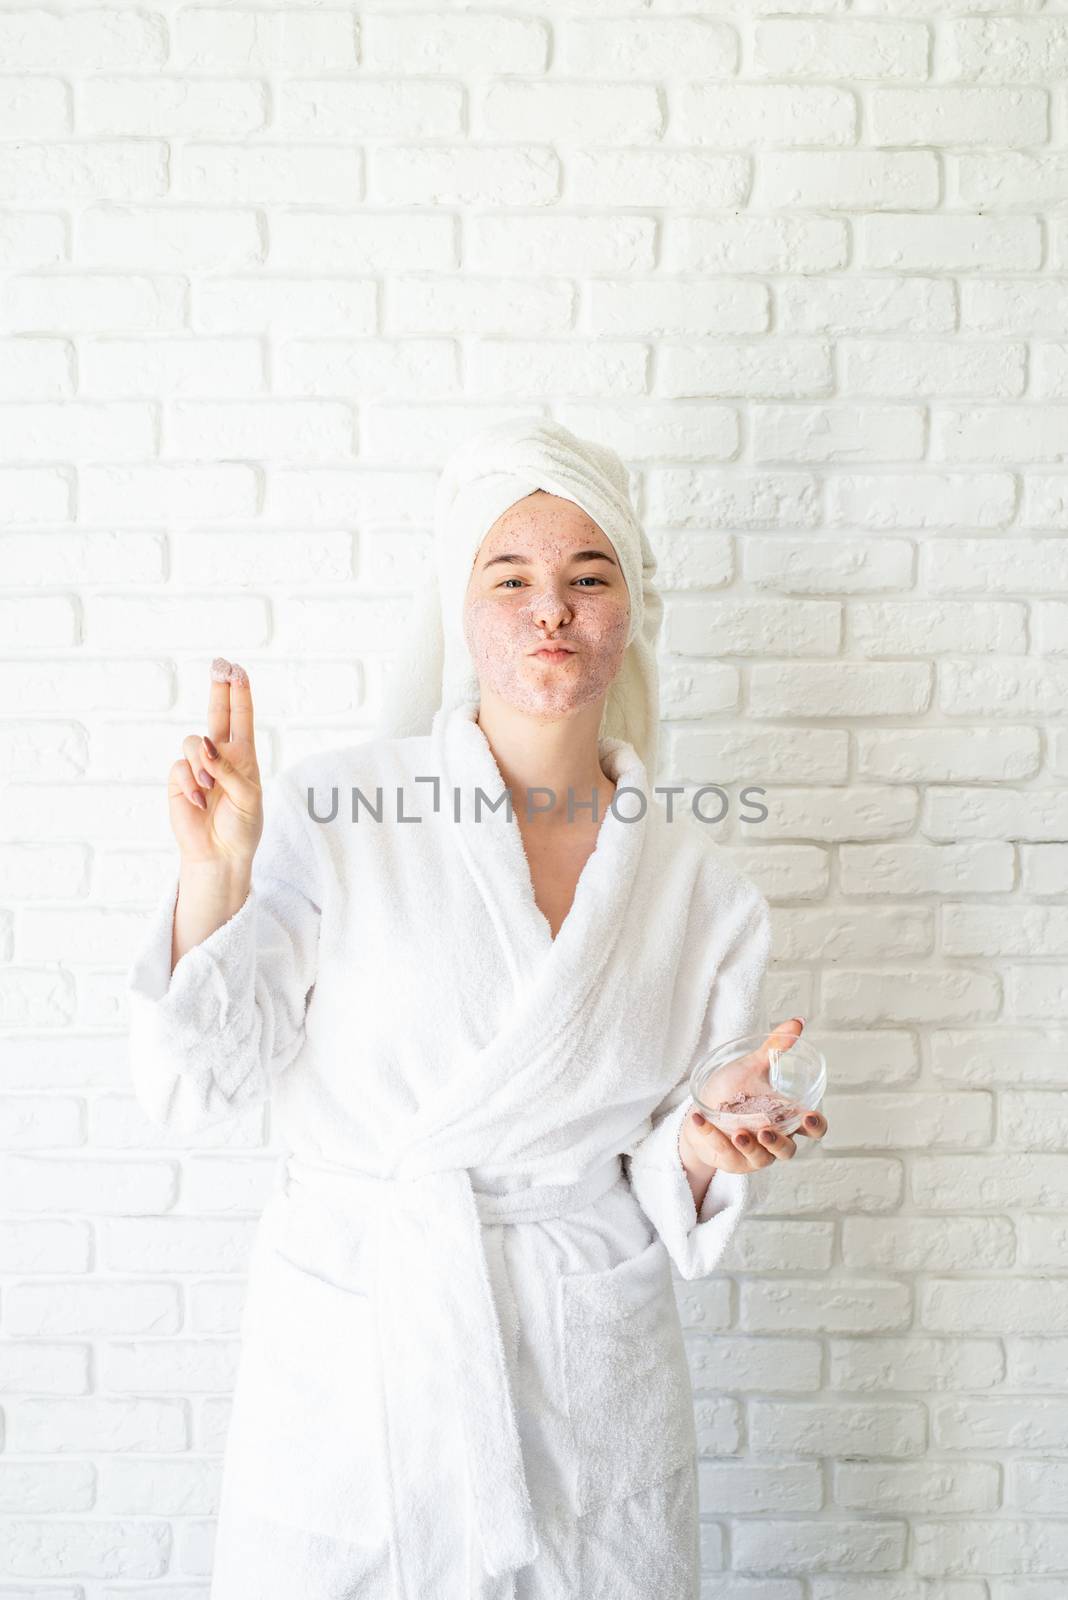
[497,575,607,590]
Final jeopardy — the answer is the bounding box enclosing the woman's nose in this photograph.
[525,587,572,630]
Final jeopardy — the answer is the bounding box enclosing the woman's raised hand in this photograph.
[168,658,265,871]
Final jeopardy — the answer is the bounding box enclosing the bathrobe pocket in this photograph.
[559,1236,697,1517]
[223,1235,388,1546]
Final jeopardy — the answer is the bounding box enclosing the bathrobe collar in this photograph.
[396,699,651,1168]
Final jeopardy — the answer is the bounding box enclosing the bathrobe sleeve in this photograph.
[622,885,772,1282]
[125,770,322,1133]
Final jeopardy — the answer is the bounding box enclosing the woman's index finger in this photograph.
[227,662,255,746]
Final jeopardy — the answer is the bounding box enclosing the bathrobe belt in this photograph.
[281,1150,626,1582]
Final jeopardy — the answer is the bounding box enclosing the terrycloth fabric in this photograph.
[375,416,666,778]
[126,701,772,1599]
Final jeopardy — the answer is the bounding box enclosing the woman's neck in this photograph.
[474,699,615,824]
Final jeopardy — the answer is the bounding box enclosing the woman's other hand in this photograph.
[679,1018,828,1180]
[168,658,264,872]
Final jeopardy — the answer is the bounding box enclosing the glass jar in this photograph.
[689,1026,827,1141]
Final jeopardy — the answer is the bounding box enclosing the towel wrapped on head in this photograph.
[375,416,665,777]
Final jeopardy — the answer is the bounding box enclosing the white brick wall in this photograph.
[0,3,1065,1594]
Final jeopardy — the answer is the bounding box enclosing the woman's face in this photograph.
[463,491,631,719]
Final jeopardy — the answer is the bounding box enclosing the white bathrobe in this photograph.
[126,699,772,1600]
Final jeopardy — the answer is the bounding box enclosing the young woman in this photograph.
[127,419,827,1600]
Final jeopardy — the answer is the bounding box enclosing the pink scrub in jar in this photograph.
[689,1027,827,1141]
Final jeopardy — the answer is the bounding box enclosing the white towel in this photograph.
[375,415,666,777]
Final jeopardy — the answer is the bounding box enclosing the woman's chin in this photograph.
[492,678,605,720]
